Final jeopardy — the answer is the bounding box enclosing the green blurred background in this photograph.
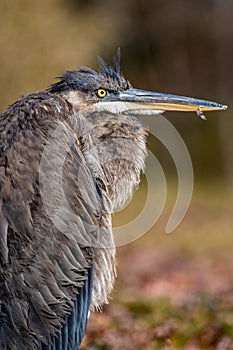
[0,0,232,348]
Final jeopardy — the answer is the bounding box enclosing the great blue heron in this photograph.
[0,50,227,350]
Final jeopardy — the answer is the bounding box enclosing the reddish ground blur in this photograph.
[82,247,233,350]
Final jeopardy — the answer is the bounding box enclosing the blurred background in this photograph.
[0,0,232,348]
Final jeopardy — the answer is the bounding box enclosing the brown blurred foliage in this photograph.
[0,0,232,181]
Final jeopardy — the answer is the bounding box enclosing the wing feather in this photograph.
[0,92,113,349]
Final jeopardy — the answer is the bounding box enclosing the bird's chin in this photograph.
[94,101,163,116]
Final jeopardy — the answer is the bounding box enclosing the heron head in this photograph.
[49,49,227,118]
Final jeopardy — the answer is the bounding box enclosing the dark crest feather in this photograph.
[97,48,121,79]
[49,49,131,93]
[113,47,121,74]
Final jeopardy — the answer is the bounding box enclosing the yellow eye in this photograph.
[97,89,107,98]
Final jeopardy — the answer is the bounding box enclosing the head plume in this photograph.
[49,49,131,94]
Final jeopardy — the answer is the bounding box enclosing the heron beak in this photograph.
[117,88,227,115]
